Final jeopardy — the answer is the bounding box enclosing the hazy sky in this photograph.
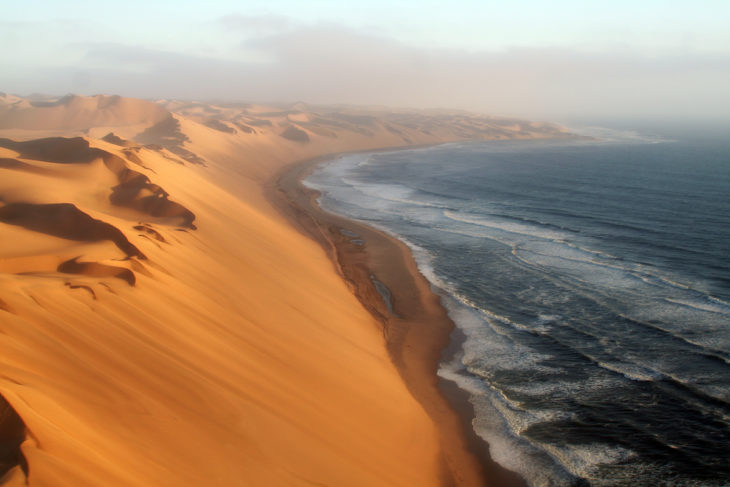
[2,0,729,120]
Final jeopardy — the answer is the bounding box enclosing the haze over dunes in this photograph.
[0,94,169,132]
[0,93,567,486]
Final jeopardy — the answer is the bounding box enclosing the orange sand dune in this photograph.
[0,94,569,486]
[0,140,444,486]
[0,202,144,259]
[0,94,169,132]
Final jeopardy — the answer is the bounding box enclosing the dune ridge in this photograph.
[0,93,570,486]
[0,202,144,259]
[0,95,169,131]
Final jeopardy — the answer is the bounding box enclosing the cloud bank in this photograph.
[2,20,729,121]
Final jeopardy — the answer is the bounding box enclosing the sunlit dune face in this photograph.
[0,93,570,487]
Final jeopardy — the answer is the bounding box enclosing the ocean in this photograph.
[304,124,730,487]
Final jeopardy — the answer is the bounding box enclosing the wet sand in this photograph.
[268,152,527,487]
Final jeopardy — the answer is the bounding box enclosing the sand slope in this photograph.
[0,94,568,486]
[0,94,169,133]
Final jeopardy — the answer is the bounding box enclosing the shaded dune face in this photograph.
[135,115,187,147]
[58,257,136,286]
[120,149,147,167]
[280,125,310,143]
[0,396,27,480]
[0,137,107,164]
[134,224,166,243]
[109,166,197,230]
[0,203,144,259]
[134,115,206,165]
[0,136,197,286]
[203,118,236,134]
[232,122,256,134]
[0,137,197,229]
[101,132,134,147]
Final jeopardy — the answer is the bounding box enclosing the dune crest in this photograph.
[0,136,196,229]
[100,133,135,148]
[0,133,198,294]
[57,257,136,286]
[0,202,144,259]
[0,94,169,131]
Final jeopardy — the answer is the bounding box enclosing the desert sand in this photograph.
[0,94,568,486]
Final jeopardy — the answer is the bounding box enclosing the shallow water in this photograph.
[305,126,730,486]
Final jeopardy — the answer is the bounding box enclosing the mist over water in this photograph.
[305,126,730,486]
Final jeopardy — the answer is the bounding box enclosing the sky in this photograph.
[2,0,729,121]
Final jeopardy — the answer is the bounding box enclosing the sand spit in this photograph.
[0,94,569,486]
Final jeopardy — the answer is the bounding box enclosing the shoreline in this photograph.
[265,148,527,487]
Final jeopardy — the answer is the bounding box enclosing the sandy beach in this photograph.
[270,152,530,487]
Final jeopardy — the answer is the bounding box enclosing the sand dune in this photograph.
[134,114,207,165]
[0,93,569,486]
[0,136,196,229]
[0,137,107,164]
[108,163,196,229]
[100,133,135,148]
[0,395,26,481]
[57,257,136,286]
[0,203,143,259]
[0,95,169,132]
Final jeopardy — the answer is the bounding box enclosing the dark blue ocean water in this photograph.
[305,126,730,486]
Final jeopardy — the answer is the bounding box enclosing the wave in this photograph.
[340,178,455,209]
[443,210,571,241]
[709,295,730,307]
[665,297,730,315]
[418,216,728,354]
[439,361,580,487]
[432,210,730,398]
[563,124,674,144]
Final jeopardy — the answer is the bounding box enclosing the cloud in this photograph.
[3,24,729,120]
[244,26,730,119]
[218,14,291,33]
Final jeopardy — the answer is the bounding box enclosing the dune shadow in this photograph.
[0,202,145,259]
[58,257,136,286]
[135,115,206,165]
[0,136,197,229]
[0,395,28,480]
[0,137,109,164]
